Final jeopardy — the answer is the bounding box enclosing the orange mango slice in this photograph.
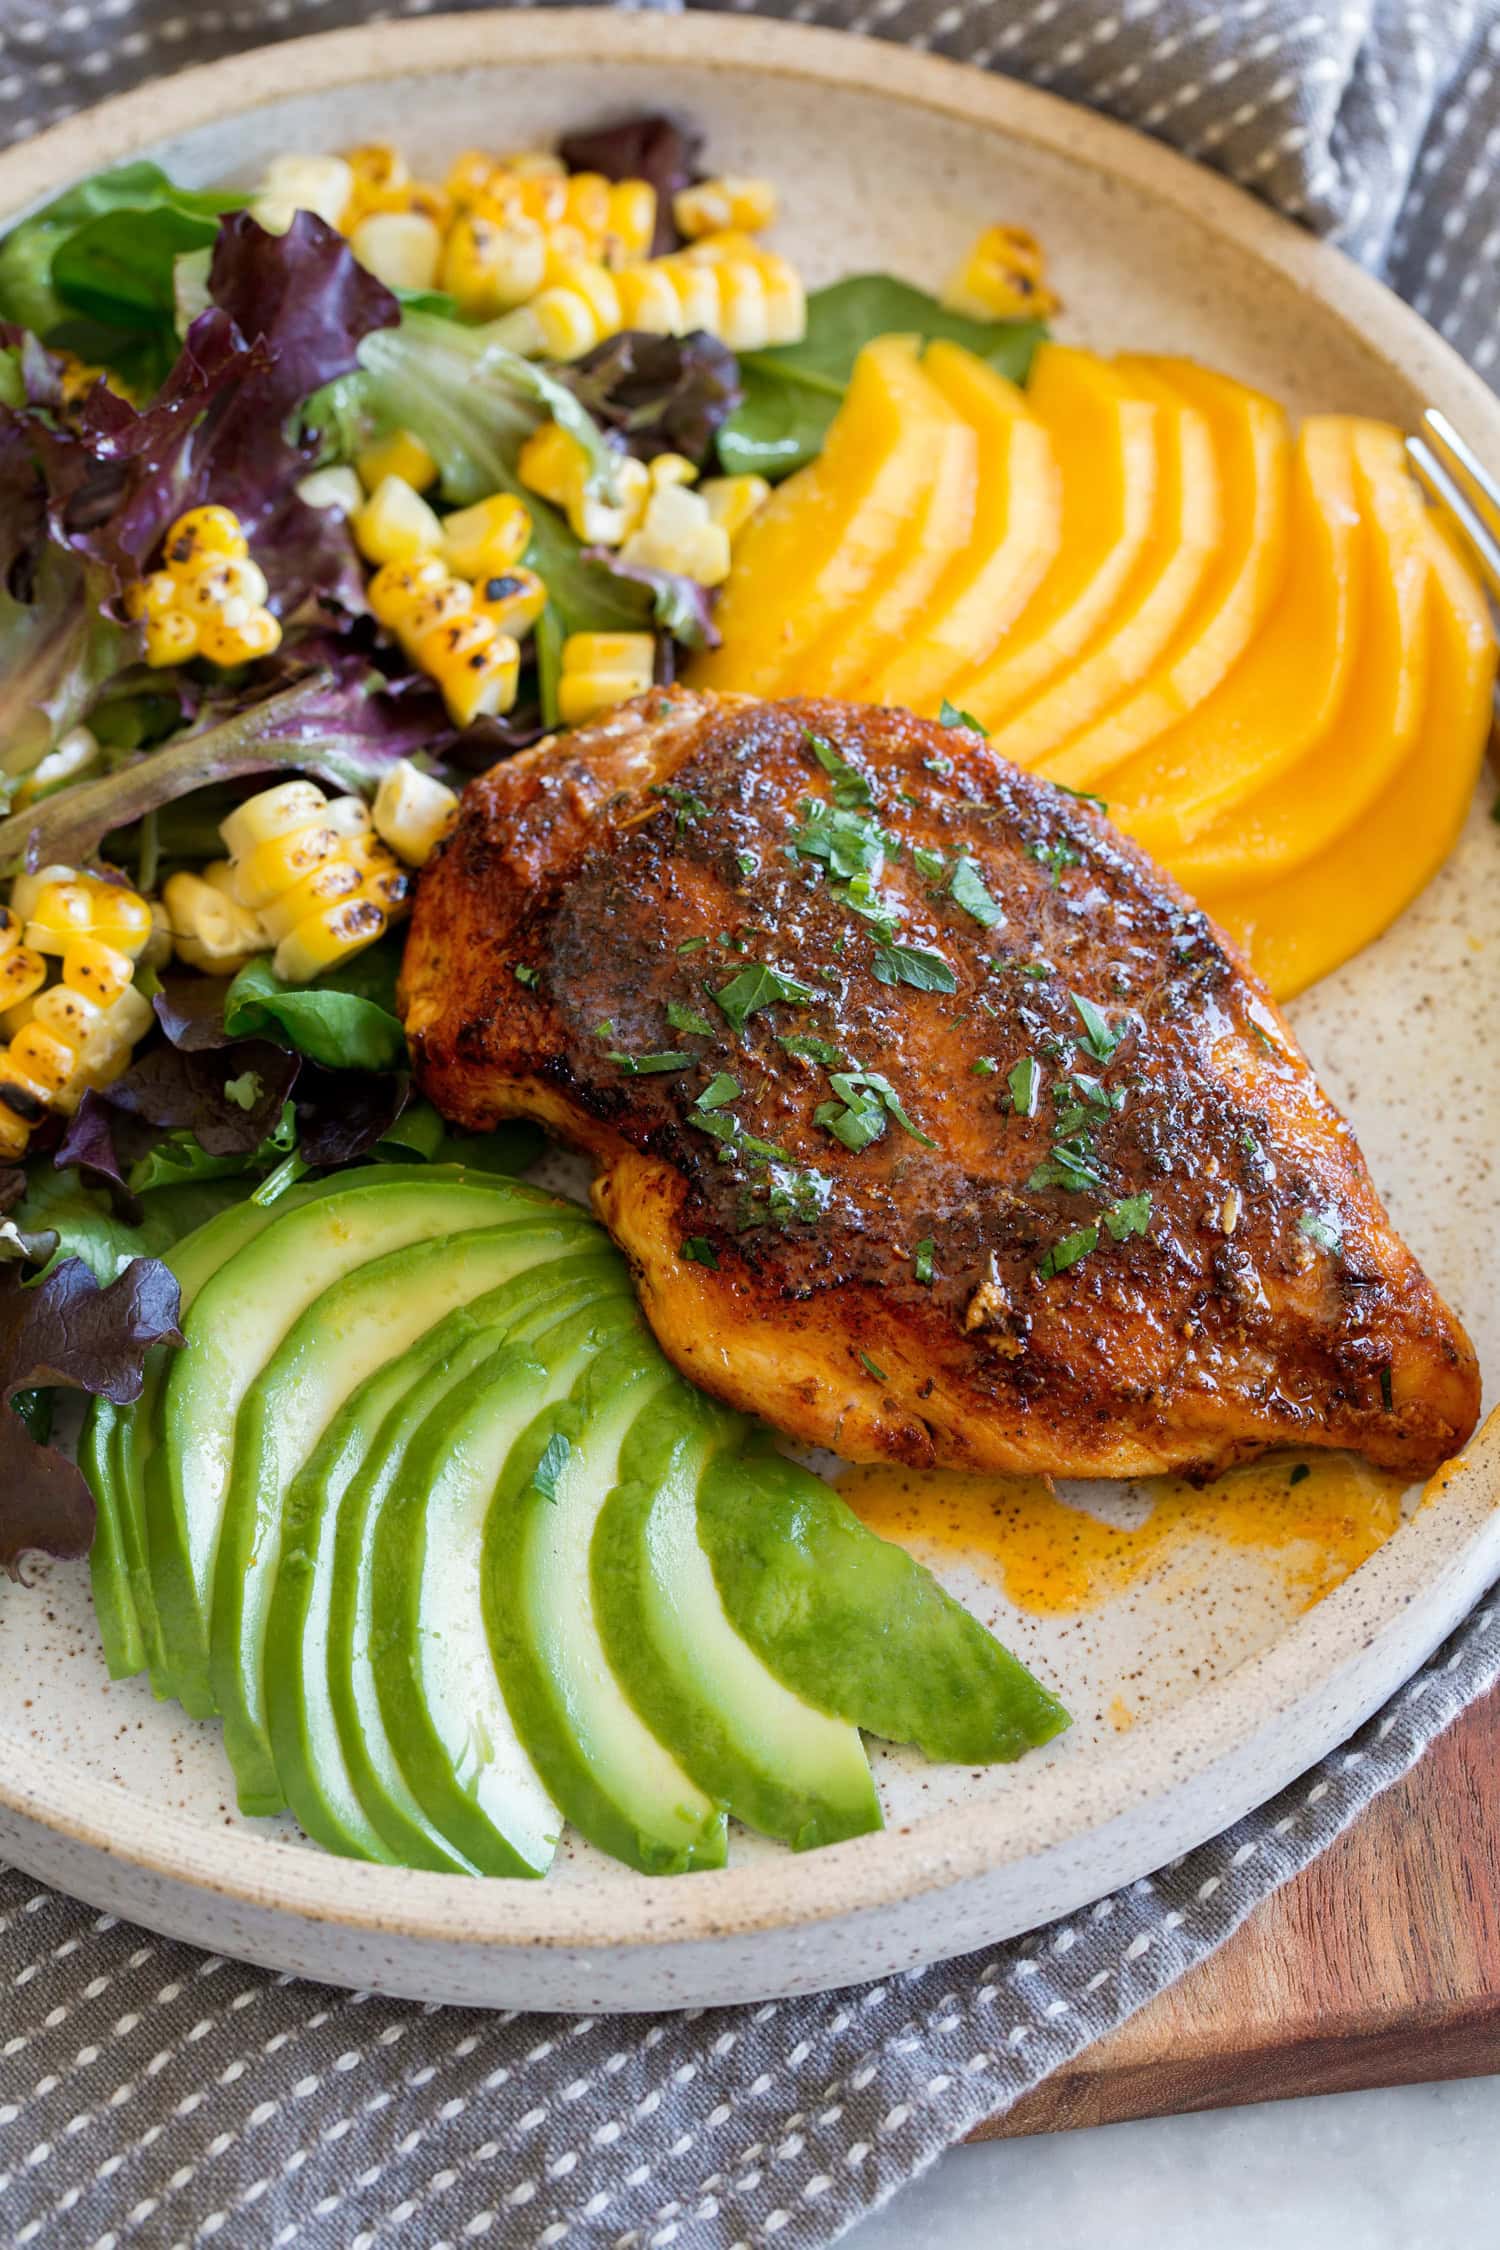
[1109,416,1363,855]
[985,372,1221,768]
[1175,422,1431,896]
[1043,357,1293,790]
[691,335,960,697]
[856,342,1062,711]
[942,344,1159,730]
[792,362,977,697]
[1200,515,1496,999]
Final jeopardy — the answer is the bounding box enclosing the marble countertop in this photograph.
[846,2073,1500,2248]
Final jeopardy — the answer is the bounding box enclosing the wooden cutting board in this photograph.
[974,1680,1500,2137]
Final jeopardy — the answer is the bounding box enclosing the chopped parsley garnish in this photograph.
[681,1237,719,1269]
[750,1159,833,1230]
[912,845,946,882]
[913,1236,936,1285]
[650,783,707,833]
[1036,1224,1098,1281]
[1289,1463,1311,1486]
[938,700,987,735]
[1014,960,1053,981]
[1036,1193,1152,1281]
[695,1073,741,1111]
[513,963,539,988]
[1008,1055,1041,1117]
[1054,781,1108,812]
[1071,992,1125,1064]
[948,855,1004,929]
[805,730,875,810]
[666,1000,715,1037]
[971,1057,998,1076]
[858,1351,888,1384]
[529,1431,571,1503]
[714,961,816,1037]
[735,851,758,880]
[814,1068,936,1154]
[1102,1191,1152,1240]
[781,1033,845,1066]
[1028,1141,1104,1194]
[791,799,890,882]
[871,941,957,994]
[922,753,954,778]
[1027,838,1083,887]
[606,1049,693,1075]
[1297,1209,1344,1256]
[676,935,707,954]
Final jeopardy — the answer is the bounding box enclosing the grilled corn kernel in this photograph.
[373,760,460,867]
[473,566,547,639]
[171,554,270,616]
[0,907,19,956]
[356,428,439,495]
[295,465,364,515]
[620,481,731,588]
[34,983,102,1049]
[9,866,73,925]
[650,254,720,334]
[446,150,498,207]
[0,1056,50,1125]
[517,422,590,510]
[124,571,179,620]
[418,615,522,727]
[614,265,686,335]
[557,631,655,725]
[407,180,453,231]
[941,223,1059,321]
[562,172,612,244]
[257,859,363,946]
[674,176,778,239]
[232,823,344,913]
[542,257,619,335]
[0,1104,30,1158]
[604,180,657,265]
[650,454,698,492]
[342,142,410,215]
[196,608,282,665]
[0,944,46,1011]
[11,1020,78,1096]
[60,935,134,1008]
[354,850,413,917]
[322,796,374,840]
[26,874,152,959]
[366,554,449,629]
[164,505,249,573]
[393,577,475,653]
[504,148,566,180]
[256,153,354,231]
[273,893,388,984]
[352,474,445,566]
[439,493,532,579]
[143,611,200,667]
[526,286,606,362]
[439,212,547,317]
[700,473,771,541]
[163,870,272,973]
[350,210,442,293]
[519,424,647,543]
[220,780,328,861]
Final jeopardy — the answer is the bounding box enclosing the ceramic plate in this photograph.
[0,10,1496,2013]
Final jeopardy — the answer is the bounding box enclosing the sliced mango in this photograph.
[793,363,977,698]
[1043,357,1293,790]
[941,344,1159,731]
[691,336,960,697]
[1176,423,1431,896]
[1110,416,1363,855]
[1201,515,1495,998]
[986,375,1221,768]
[856,343,1062,711]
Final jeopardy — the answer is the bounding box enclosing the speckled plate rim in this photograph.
[0,8,1497,1976]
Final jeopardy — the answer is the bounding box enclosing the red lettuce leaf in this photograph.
[564,330,741,466]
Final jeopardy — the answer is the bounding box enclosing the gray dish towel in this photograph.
[2,3,1499,2244]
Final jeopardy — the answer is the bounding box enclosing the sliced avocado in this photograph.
[370,1287,644,1877]
[592,1391,881,1851]
[146,1165,534,1795]
[697,1442,1071,1762]
[264,1225,604,1865]
[82,1401,142,1683]
[483,1335,727,1877]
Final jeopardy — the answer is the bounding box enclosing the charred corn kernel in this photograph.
[26,873,152,959]
[350,210,441,292]
[614,264,686,335]
[0,1055,50,1125]
[10,1020,76,1096]
[941,223,1059,321]
[351,839,413,915]
[649,254,720,334]
[18,724,100,807]
[373,760,460,867]
[562,172,612,243]
[232,823,345,913]
[517,422,647,542]
[273,892,388,984]
[125,571,179,620]
[220,779,328,861]
[257,859,363,946]
[196,608,282,665]
[620,481,731,588]
[295,465,364,515]
[255,153,354,232]
[674,176,778,239]
[446,150,498,207]
[0,1104,29,1158]
[342,142,410,215]
[473,565,547,639]
[557,631,655,725]
[700,473,771,541]
[526,286,606,362]
[174,556,271,615]
[355,428,439,496]
[665,238,805,346]
[367,554,449,628]
[163,870,272,973]
[556,255,620,332]
[439,493,532,579]
[540,222,594,275]
[394,577,475,653]
[322,796,374,839]
[604,180,657,265]
[33,982,101,1047]
[60,934,133,1008]
[417,614,522,727]
[143,611,200,667]
[440,212,547,316]
[0,943,46,1011]
[352,474,445,566]
[165,506,249,571]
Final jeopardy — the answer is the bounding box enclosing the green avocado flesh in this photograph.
[85,1163,1069,1878]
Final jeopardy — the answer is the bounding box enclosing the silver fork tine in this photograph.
[1406,413,1500,598]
